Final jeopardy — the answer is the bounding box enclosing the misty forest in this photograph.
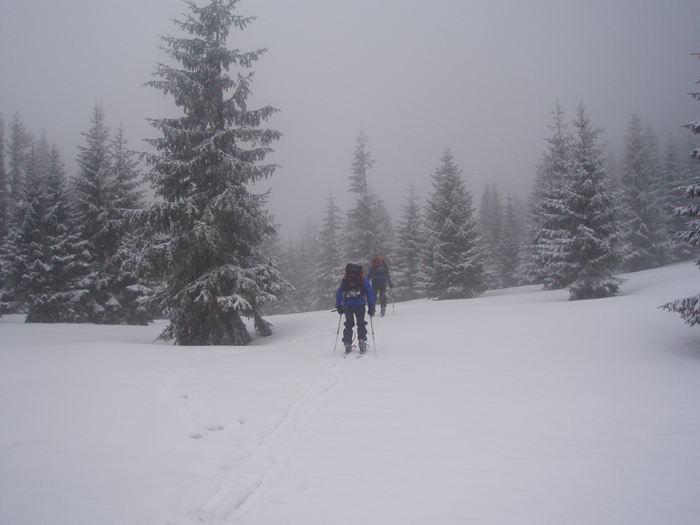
[1,0,700,346]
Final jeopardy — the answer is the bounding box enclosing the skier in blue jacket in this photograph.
[336,263,375,355]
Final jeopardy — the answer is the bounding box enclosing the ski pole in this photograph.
[369,315,377,357]
[333,312,342,356]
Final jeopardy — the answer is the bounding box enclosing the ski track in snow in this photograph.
[193,355,357,522]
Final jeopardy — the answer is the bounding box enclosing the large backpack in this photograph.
[372,256,389,274]
[342,263,365,298]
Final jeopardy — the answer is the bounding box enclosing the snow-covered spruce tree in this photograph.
[104,125,151,325]
[288,220,318,313]
[499,192,523,288]
[662,52,700,325]
[0,113,8,242]
[394,184,423,301]
[343,131,394,266]
[7,113,34,200]
[261,236,301,315]
[618,114,673,272]
[310,192,344,311]
[418,148,486,300]
[72,103,148,324]
[563,104,623,300]
[140,0,286,345]
[73,103,113,270]
[518,102,575,289]
[1,148,89,321]
[479,180,505,289]
[35,132,52,172]
[661,132,698,262]
[0,115,6,315]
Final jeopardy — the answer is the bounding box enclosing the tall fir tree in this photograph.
[73,103,114,269]
[72,103,117,322]
[619,113,673,271]
[292,220,318,312]
[35,131,52,171]
[562,104,623,300]
[499,192,523,288]
[7,112,34,200]
[105,124,151,325]
[394,184,423,301]
[72,105,150,324]
[0,113,7,243]
[518,102,574,289]
[311,192,344,311]
[140,0,287,345]
[662,52,700,325]
[479,180,505,289]
[1,148,89,321]
[343,131,394,266]
[418,148,486,300]
[662,132,697,261]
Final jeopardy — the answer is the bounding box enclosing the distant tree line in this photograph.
[1,0,699,342]
[266,98,699,312]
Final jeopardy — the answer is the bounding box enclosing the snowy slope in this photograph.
[1,263,700,525]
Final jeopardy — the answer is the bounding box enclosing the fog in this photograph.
[1,0,698,237]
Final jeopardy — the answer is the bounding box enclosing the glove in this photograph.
[336,305,344,315]
[368,305,376,317]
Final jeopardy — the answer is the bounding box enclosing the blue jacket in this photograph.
[366,266,393,288]
[336,277,375,307]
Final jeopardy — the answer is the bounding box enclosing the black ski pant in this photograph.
[371,278,388,310]
[342,304,367,344]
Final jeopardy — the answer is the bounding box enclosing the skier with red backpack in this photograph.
[366,256,392,317]
[335,263,375,355]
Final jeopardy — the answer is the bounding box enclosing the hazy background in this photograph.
[2,0,699,238]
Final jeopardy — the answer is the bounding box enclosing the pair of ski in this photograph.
[343,345,369,359]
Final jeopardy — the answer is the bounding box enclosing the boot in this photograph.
[380,306,386,317]
[358,339,367,354]
[344,342,352,355]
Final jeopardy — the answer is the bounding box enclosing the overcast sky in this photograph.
[1,0,699,238]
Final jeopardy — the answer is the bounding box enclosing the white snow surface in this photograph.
[2,263,700,525]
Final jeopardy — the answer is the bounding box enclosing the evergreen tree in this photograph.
[500,192,523,288]
[662,132,697,261]
[419,148,486,300]
[105,125,151,325]
[394,184,423,301]
[479,180,505,289]
[73,103,114,268]
[563,104,623,300]
[35,131,52,171]
[518,102,574,289]
[311,192,344,311]
[293,220,318,312]
[265,236,303,314]
[619,114,673,271]
[348,130,373,195]
[7,112,34,199]
[109,125,145,211]
[343,131,394,266]
[662,52,700,325]
[72,103,116,322]
[140,0,286,345]
[71,105,151,324]
[0,114,8,242]
[1,148,89,321]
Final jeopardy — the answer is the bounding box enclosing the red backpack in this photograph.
[372,256,389,274]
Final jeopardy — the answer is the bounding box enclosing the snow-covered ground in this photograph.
[2,262,700,525]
